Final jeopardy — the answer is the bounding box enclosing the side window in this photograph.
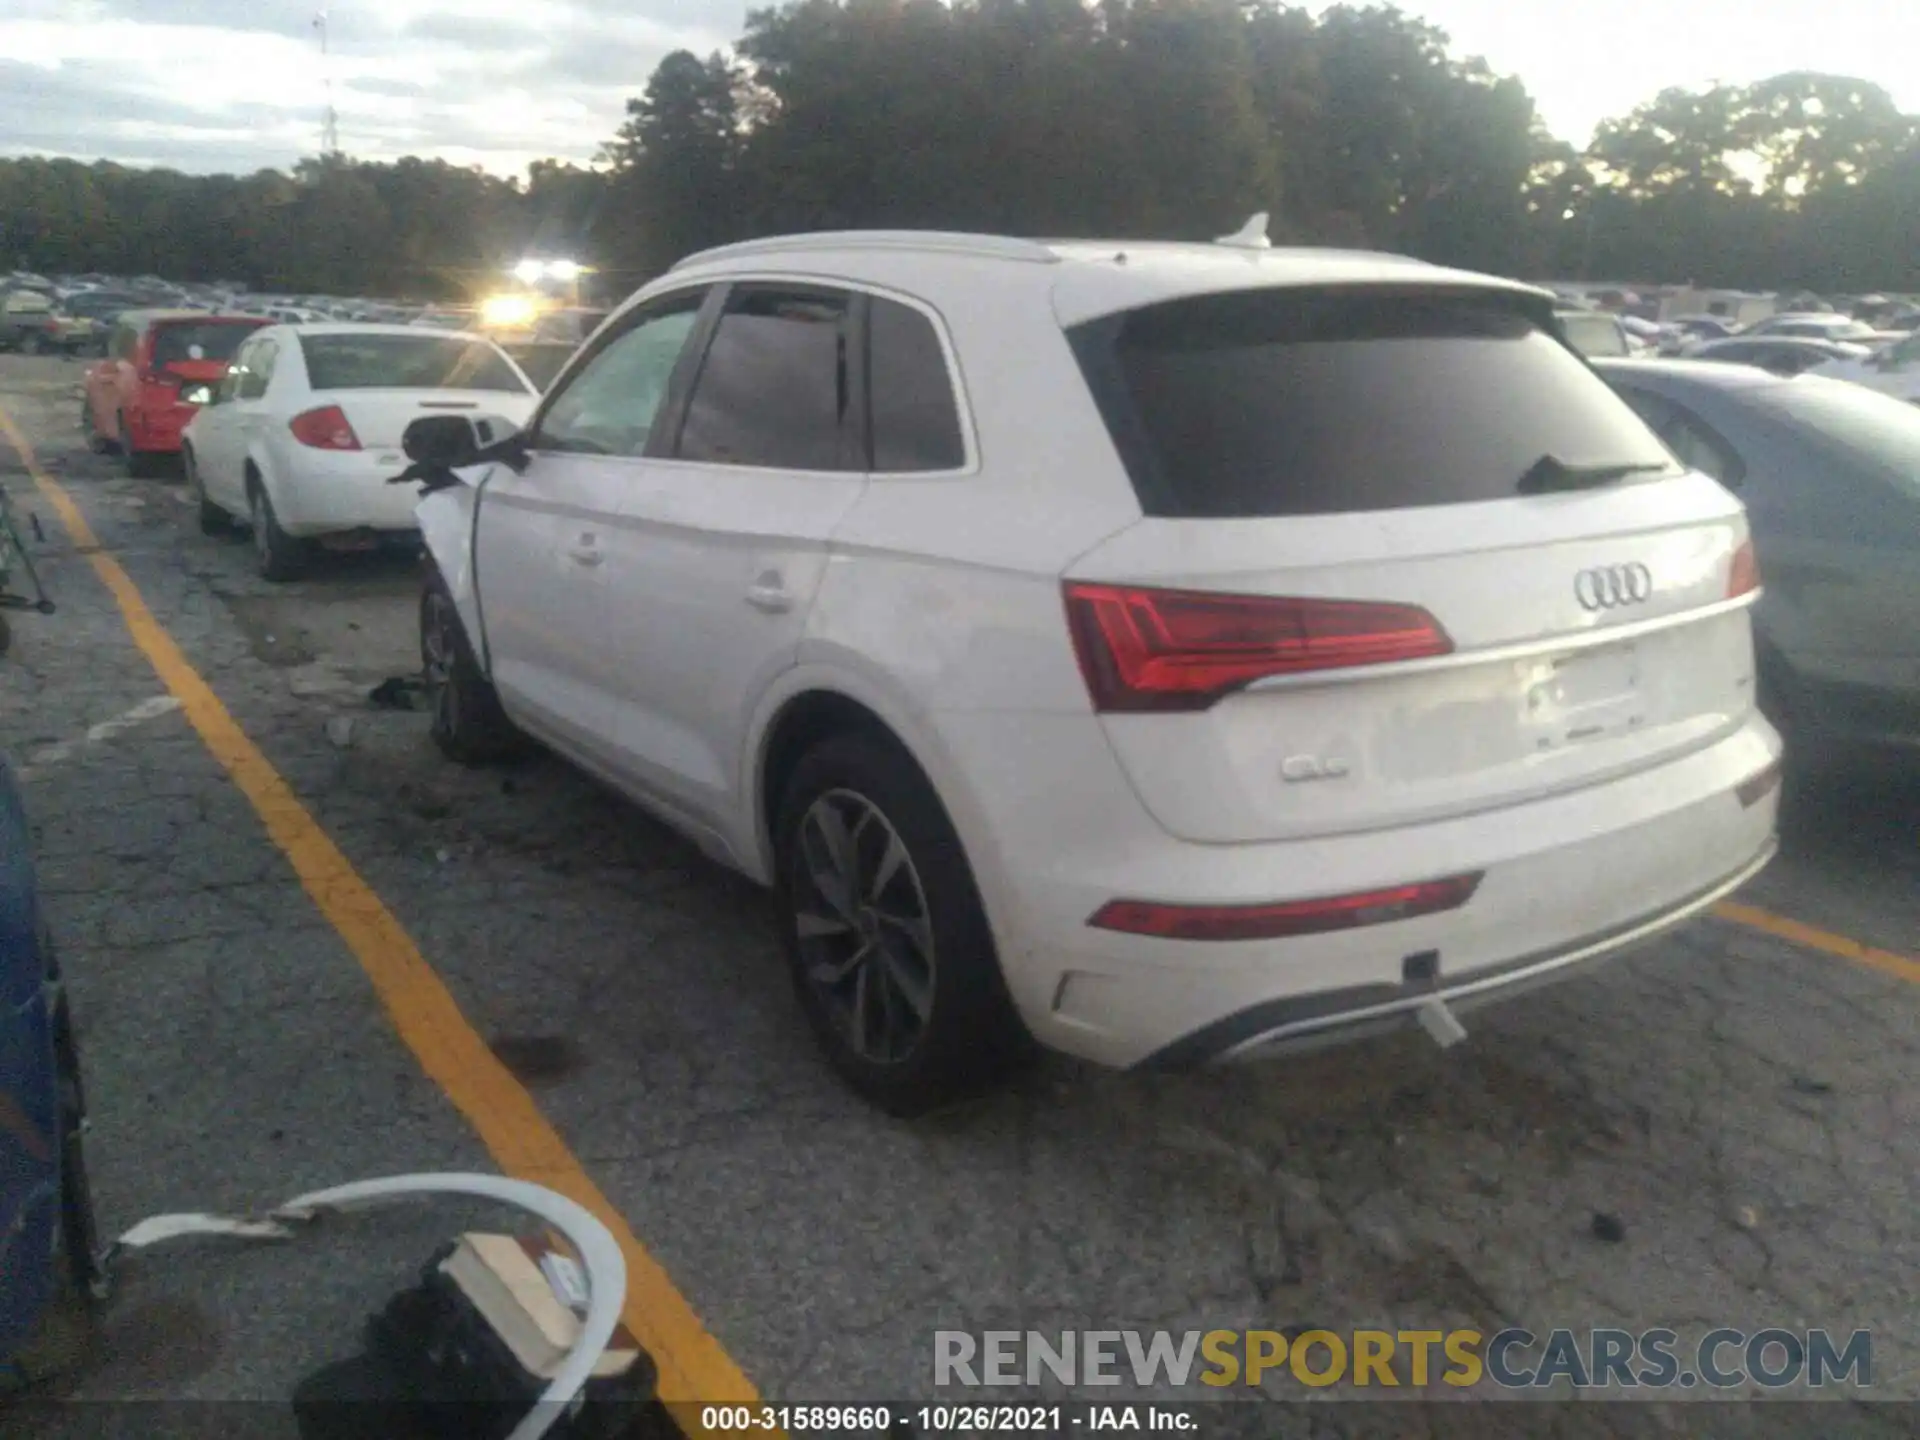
[1617,386,1745,486]
[534,291,706,458]
[677,285,854,471]
[215,339,252,404]
[237,339,278,400]
[868,297,965,472]
[1887,334,1920,366]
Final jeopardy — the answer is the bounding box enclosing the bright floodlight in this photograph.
[512,259,545,284]
[546,260,583,282]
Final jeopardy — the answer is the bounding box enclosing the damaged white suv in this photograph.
[406,225,1782,1115]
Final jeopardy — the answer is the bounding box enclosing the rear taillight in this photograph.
[1727,538,1759,598]
[1063,582,1451,713]
[1089,874,1483,943]
[289,404,361,451]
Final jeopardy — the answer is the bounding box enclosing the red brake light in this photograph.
[1727,538,1759,598]
[1089,874,1483,943]
[289,405,361,451]
[1063,582,1451,712]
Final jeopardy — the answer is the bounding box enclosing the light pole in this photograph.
[315,9,339,156]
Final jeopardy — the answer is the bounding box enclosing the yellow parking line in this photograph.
[1715,902,1920,986]
[0,406,759,1434]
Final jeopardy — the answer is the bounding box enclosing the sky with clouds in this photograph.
[0,0,1916,179]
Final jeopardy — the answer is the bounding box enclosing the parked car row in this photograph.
[6,268,585,363]
[77,308,541,571]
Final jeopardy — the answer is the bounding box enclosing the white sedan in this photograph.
[1811,328,1920,405]
[183,324,537,580]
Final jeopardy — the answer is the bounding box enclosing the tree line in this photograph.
[4,1,1917,299]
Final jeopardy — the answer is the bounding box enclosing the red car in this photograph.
[83,311,268,476]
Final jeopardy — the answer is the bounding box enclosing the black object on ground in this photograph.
[369,676,423,711]
[293,1243,658,1440]
[1591,1211,1627,1244]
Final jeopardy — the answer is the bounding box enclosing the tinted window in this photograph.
[677,286,853,470]
[535,292,705,458]
[152,322,259,368]
[300,334,528,393]
[868,298,965,471]
[236,339,277,400]
[1071,289,1675,518]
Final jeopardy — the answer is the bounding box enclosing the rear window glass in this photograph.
[300,334,529,393]
[1070,289,1675,518]
[151,322,259,366]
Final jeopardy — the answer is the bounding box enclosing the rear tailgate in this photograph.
[1062,283,1761,844]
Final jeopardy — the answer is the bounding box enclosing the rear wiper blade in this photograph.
[1516,455,1670,495]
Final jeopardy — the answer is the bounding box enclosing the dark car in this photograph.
[1595,359,1920,754]
[1681,335,1871,377]
[0,753,100,1381]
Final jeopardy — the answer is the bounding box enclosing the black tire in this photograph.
[183,448,229,536]
[421,569,523,763]
[0,611,12,657]
[248,481,311,582]
[48,959,103,1305]
[119,418,158,479]
[774,733,1032,1116]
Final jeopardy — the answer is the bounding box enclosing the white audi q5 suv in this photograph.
[412,224,1782,1113]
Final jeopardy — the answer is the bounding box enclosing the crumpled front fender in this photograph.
[415,464,496,676]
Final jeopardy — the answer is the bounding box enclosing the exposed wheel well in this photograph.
[758,691,901,847]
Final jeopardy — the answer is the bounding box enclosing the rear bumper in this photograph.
[127,405,197,454]
[1138,837,1775,1069]
[939,709,1782,1069]
[269,447,423,537]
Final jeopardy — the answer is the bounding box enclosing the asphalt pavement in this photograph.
[0,353,1914,1438]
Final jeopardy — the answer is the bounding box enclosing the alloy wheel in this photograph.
[791,788,936,1065]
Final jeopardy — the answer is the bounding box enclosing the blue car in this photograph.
[0,752,99,1383]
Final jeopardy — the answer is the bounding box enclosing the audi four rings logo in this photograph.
[1574,563,1654,610]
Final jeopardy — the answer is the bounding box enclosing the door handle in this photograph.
[745,579,793,614]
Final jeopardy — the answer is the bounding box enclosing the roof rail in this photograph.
[671,230,1061,271]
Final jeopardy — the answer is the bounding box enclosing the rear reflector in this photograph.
[1726,538,1759,598]
[1088,874,1483,943]
[1736,759,1782,808]
[289,404,362,451]
[1063,582,1452,712]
